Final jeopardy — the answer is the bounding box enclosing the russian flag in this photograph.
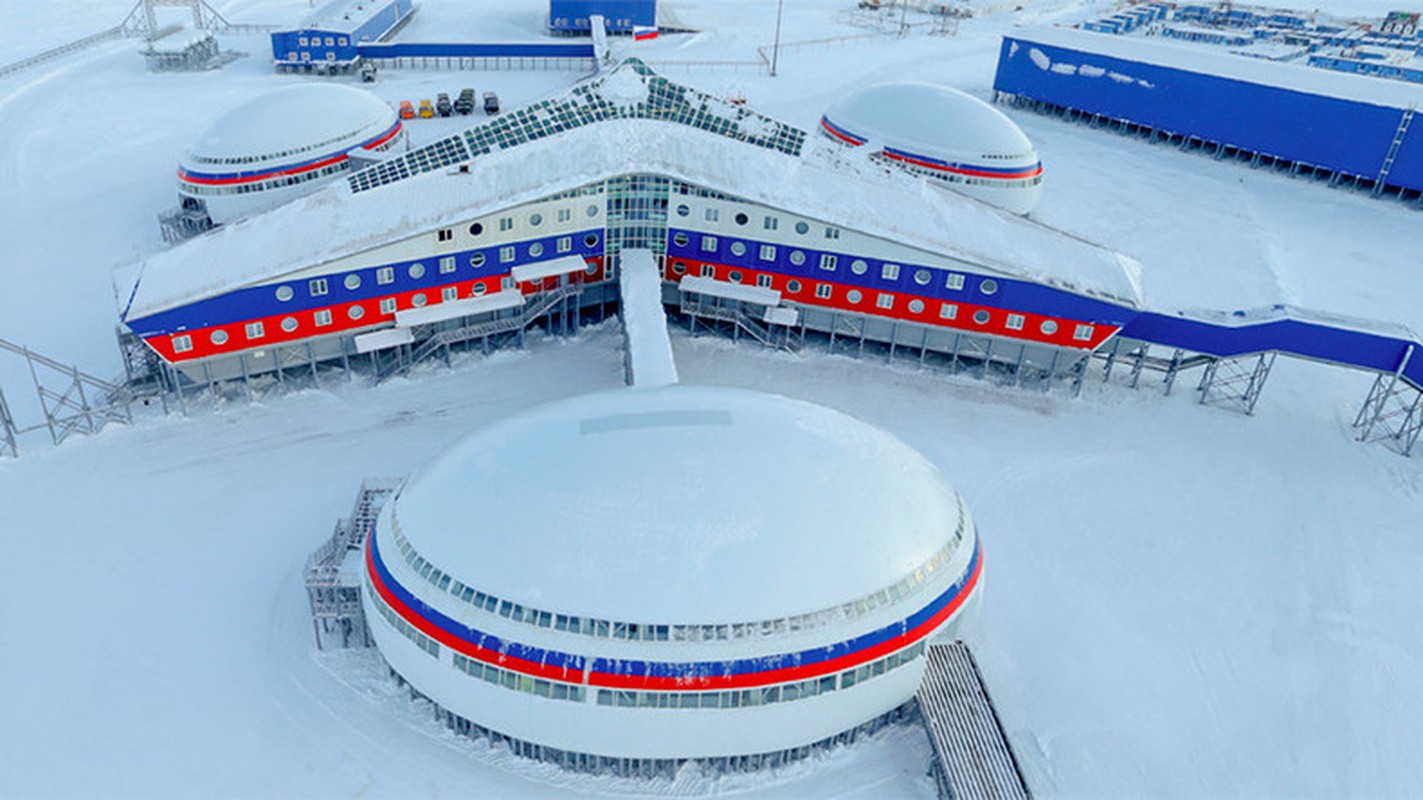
[633,24,658,41]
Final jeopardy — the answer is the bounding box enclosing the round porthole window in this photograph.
[909,299,925,313]
[914,269,932,286]
[409,262,425,279]
[676,204,690,217]
[980,278,998,295]
[794,221,809,235]
[275,286,294,302]
[973,310,990,325]
[348,305,365,320]
[730,241,747,256]
[672,262,686,275]
[281,317,298,332]
[472,283,487,296]
[529,242,544,258]
[412,293,427,307]
[1040,320,1059,335]
[210,330,229,345]
[729,270,743,283]
[471,253,486,267]
[585,233,599,247]
[673,232,689,247]
[529,213,543,227]
[847,289,863,304]
[734,212,748,225]
[469,222,483,236]
[786,280,802,294]
[851,259,868,275]
[344,274,361,290]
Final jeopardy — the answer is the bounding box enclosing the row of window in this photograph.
[593,642,927,711]
[369,579,441,659]
[384,495,967,645]
[673,263,1095,341]
[180,160,350,197]
[452,653,586,703]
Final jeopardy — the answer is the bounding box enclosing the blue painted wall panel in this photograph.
[994,36,1419,189]
[549,0,655,32]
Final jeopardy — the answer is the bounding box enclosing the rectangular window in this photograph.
[556,236,571,253]
[700,264,716,278]
[499,217,513,231]
[1006,313,1025,330]
[759,244,776,261]
[939,303,958,320]
[308,278,329,296]
[819,254,837,271]
[877,293,894,309]
[763,216,778,230]
[376,267,394,285]
[499,246,515,263]
[557,208,571,223]
[314,309,333,326]
[442,286,459,302]
[881,263,900,281]
[439,256,456,274]
[437,228,452,242]
[172,335,192,353]
[945,272,965,290]
[701,235,718,252]
[825,226,841,239]
[815,283,832,299]
[756,274,772,289]
[380,298,396,315]
[1074,323,1095,341]
[704,208,719,222]
[245,321,265,340]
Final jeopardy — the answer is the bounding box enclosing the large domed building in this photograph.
[820,82,1044,214]
[175,83,403,226]
[361,384,983,770]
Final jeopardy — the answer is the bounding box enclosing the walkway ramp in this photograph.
[618,249,678,388]
[917,641,1031,800]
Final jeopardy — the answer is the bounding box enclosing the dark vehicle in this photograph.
[454,88,475,115]
[483,91,500,114]
[436,92,452,117]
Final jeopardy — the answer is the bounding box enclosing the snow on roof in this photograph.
[182,84,394,166]
[1012,26,1423,110]
[618,249,679,389]
[120,115,1142,321]
[824,82,1037,162]
[390,384,965,623]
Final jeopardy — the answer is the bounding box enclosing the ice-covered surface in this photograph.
[1012,25,1423,109]
[392,382,963,624]
[5,0,1423,796]
[182,83,395,165]
[619,248,679,389]
[823,81,1036,160]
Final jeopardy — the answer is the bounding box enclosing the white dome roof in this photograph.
[389,385,966,625]
[823,82,1036,165]
[183,83,395,166]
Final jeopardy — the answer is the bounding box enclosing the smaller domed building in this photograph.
[175,83,403,226]
[361,384,983,772]
[820,82,1044,214]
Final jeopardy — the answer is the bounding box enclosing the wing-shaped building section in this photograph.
[115,59,1144,389]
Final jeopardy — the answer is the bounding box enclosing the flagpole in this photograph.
[771,0,785,77]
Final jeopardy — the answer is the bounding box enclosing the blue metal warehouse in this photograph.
[271,0,416,72]
[549,0,655,34]
[993,27,1423,199]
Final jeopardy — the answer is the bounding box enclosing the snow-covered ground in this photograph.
[3,0,1423,796]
